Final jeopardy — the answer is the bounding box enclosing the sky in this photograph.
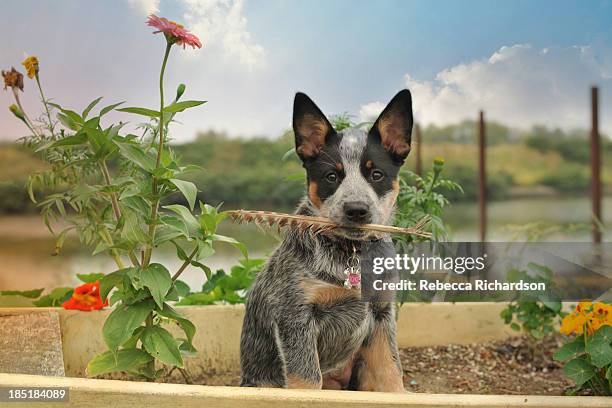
[1,0,612,142]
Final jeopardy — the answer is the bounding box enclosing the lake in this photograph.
[1,195,610,295]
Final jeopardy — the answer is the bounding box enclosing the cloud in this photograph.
[358,101,385,123]
[127,0,160,15]
[360,44,612,134]
[180,0,266,69]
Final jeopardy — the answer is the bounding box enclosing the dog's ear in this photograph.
[293,92,335,160]
[369,89,413,160]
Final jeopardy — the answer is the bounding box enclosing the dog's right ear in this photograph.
[293,92,335,160]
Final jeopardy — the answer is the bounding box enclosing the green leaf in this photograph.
[593,325,612,344]
[140,264,172,309]
[117,106,160,117]
[100,269,130,300]
[554,337,586,361]
[158,303,196,344]
[33,287,73,307]
[510,322,520,331]
[211,234,247,258]
[163,100,206,113]
[178,339,197,357]
[121,210,150,245]
[87,349,152,377]
[174,280,191,297]
[564,358,595,386]
[46,133,88,149]
[82,96,103,119]
[141,326,183,367]
[586,339,612,368]
[114,141,156,172]
[102,299,154,351]
[0,288,44,299]
[170,179,198,211]
[153,226,186,246]
[164,204,199,231]
[176,291,217,306]
[196,240,215,260]
[77,273,105,283]
[175,84,186,101]
[56,112,80,130]
[57,108,83,126]
[99,101,125,116]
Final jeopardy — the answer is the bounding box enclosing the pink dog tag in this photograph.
[344,266,361,289]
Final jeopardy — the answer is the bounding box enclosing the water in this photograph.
[1,195,611,295]
[445,196,612,241]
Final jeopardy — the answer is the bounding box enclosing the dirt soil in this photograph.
[398,335,573,395]
[188,335,574,395]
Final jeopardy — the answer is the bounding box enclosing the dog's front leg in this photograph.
[354,303,405,392]
[276,317,322,389]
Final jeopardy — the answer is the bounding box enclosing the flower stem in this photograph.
[12,88,40,137]
[172,246,198,281]
[142,42,172,267]
[142,42,172,381]
[34,73,55,138]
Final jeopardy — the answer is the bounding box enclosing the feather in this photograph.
[227,210,432,239]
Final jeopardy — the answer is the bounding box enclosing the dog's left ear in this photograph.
[369,89,413,160]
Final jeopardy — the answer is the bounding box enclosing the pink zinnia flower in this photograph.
[147,14,202,49]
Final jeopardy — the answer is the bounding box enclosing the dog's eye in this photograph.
[371,169,385,181]
[325,172,338,183]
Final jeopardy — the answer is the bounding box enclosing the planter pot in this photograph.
[0,303,609,407]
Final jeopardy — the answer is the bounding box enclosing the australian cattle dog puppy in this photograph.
[240,90,413,392]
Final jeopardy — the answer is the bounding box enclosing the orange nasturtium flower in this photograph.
[21,56,39,79]
[560,300,612,336]
[2,67,24,91]
[147,14,202,49]
[62,281,108,311]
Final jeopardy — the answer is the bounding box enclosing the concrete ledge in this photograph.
[0,373,610,408]
[0,303,515,377]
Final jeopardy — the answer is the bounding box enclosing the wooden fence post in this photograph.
[478,111,487,242]
[414,123,422,176]
[591,86,602,243]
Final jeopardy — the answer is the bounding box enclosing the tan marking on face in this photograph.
[287,374,322,389]
[335,162,344,171]
[296,114,330,158]
[300,278,360,305]
[378,116,411,157]
[357,327,405,392]
[365,160,373,169]
[308,181,322,208]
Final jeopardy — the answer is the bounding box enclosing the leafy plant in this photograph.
[177,258,265,305]
[393,158,462,308]
[554,301,612,395]
[394,157,463,244]
[500,263,563,345]
[7,16,244,380]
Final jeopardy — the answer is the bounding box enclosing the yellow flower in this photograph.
[21,56,39,79]
[576,300,592,313]
[560,312,587,335]
[591,302,612,330]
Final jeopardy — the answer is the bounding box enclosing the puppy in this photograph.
[240,90,413,392]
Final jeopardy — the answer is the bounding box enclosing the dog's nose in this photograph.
[343,201,371,223]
